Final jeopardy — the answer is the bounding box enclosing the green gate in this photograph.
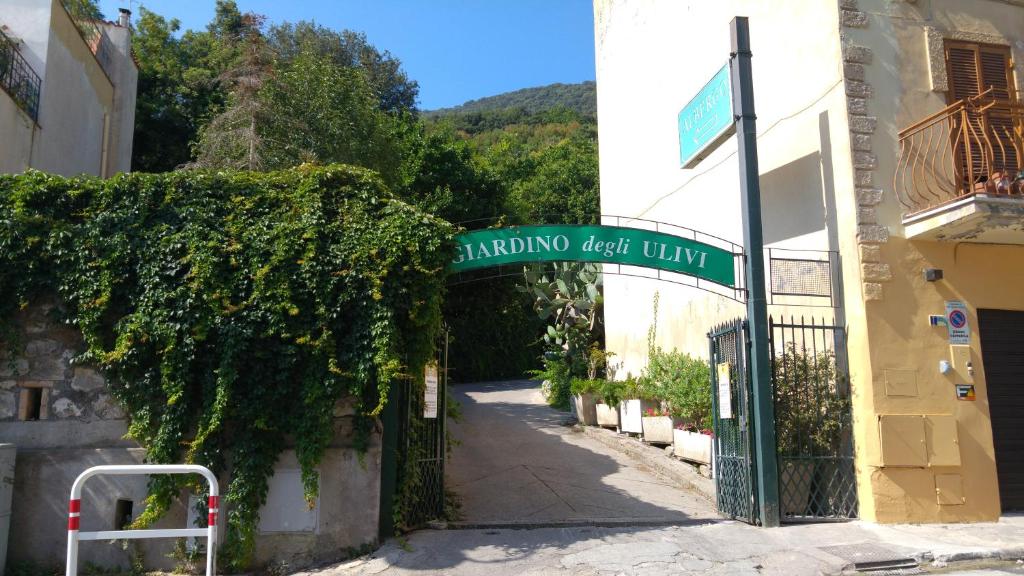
[709,319,759,524]
[710,316,858,524]
[770,316,857,521]
[380,333,448,536]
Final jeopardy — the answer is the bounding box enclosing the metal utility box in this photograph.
[925,415,961,466]
[878,415,927,467]
[935,473,965,505]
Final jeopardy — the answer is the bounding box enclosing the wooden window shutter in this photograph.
[944,40,1019,183]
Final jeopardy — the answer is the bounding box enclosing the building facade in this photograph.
[0,0,136,176]
[594,0,1024,523]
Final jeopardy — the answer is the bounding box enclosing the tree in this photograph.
[131,8,229,172]
[508,131,600,224]
[190,12,274,171]
[193,49,404,184]
[267,22,419,114]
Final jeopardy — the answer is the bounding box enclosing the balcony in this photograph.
[0,28,41,122]
[895,89,1024,243]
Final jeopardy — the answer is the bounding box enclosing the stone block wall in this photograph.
[1,299,124,433]
[1,300,381,571]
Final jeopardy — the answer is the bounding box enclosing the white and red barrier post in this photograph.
[66,465,219,576]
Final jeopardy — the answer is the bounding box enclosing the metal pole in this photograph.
[730,16,780,528]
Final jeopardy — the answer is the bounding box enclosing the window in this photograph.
[18,388,43,421]
[944,41,1019,185]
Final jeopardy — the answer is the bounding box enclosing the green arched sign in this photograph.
[451,225,737,288]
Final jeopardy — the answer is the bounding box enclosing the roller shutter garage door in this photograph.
[978,309,1024,511]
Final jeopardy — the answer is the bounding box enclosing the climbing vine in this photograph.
[0,165,453,567]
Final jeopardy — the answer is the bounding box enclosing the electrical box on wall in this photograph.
[878,415,927,467]
[935,474,965,505]
[877,414,962,467]
[925,415,961,466]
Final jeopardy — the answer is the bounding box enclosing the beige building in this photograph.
[0,0,136,176]
[594,0,1024,524]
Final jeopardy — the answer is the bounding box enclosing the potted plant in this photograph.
[641,406,679,445]
[569,378,600,426]
[618,378,658,435]
[595,378,624,429]
[673,423,714,465]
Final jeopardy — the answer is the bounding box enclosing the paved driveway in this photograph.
[446,380,717,526]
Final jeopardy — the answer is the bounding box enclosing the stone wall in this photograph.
[1,300,381,570]
[1,299,123,433]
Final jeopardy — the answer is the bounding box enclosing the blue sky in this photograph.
[99,0,596,110]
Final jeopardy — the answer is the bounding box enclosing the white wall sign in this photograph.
[717,362,733,419]
[944,300,970,345]
[424,362,439,419]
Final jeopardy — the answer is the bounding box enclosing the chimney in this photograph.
[118,8,131,27]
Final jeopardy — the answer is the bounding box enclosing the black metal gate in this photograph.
[393,334,449,530]
[709,319,759,524]
[770,316,857,522]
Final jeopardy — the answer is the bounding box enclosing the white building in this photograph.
[0,0,136,176]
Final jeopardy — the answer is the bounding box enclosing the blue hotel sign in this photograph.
[678,63,735,169]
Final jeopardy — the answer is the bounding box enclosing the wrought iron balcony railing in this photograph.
[895,88,1024,215]
[60,0,113,71]
[0,28,41,122]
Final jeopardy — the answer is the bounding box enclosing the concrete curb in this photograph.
[575,424,716,503]
[430,517,719,531]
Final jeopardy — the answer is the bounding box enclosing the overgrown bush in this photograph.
[0,166,453,568]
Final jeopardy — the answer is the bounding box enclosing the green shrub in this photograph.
[0,166,453,568]
[530,356,572,411]
[636,292,711,427]
[773,343,851,456]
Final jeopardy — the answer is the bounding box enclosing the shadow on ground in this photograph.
[447,379,717,525]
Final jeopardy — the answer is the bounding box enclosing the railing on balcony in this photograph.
[896,88,1024,215]
[0,28,42,122]
[60,0,113,71]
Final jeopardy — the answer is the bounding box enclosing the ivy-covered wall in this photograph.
[0,165,454,568]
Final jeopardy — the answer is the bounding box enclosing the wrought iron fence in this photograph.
[896,88,1024,214]
[0,28,41,121]
[770,316,857,521]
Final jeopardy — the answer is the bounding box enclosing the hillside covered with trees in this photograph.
[426,81,595,118]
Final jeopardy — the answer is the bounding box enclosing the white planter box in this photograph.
[595,403,619,428]
[618,399,657,434]
[572,393,599,426]
[641,416,680,444]
[673,429,713,464]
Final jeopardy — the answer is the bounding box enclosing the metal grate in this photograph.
[770,258,832,298]
[771,316,858,521]
[709,319,759,525]
[0,28,41,121]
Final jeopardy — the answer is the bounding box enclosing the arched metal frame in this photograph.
[448,214,748,303]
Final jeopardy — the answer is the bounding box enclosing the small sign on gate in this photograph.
[717,362,733,419]
[424,362,439,419]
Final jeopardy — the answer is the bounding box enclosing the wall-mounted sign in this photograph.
[678,63,736,169]
[450,225,737,288]
[717,362,733,419]
[955,384,976,401]
[945,301,970,345]
[424,362,439,419]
